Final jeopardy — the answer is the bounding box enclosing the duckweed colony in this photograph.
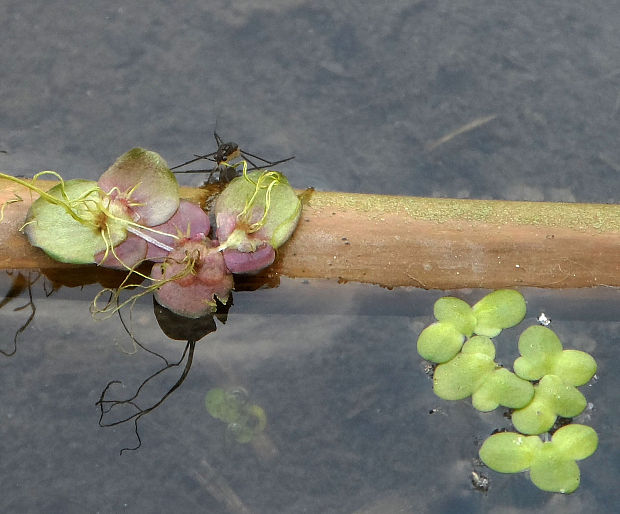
[417,290,598,494]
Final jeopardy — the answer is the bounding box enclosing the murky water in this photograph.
[1,1,618,512]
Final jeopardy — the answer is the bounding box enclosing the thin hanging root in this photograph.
[97,227,113,266]
[31,171,102,224]
[91,281,157,321]
[92,187,182,248]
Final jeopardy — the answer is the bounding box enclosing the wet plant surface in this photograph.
[1,0,619,512]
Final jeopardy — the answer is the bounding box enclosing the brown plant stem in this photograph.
[1,178,618,289]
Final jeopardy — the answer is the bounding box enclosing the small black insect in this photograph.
[171,132,294,184]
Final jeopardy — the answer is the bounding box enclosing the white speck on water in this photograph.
[538,312,551,326]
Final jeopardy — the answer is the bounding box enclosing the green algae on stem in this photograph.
[303,191,620,233]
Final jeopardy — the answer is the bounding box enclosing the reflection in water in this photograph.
[0,271,39,356]
[0,266,154,355]
[96,297,232,454]
[0,266,279,455]
[0,268,138,356]
[2,267,616,509]
[97,340,195,454]
[205,386,267,444]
